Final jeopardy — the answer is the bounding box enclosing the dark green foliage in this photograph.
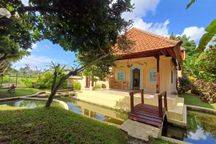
[0,0,37,75]
[196,46,216,82]
[102,84,106,88]
[0,107,128,144]
[177,76,192,94]
[0,1,36,60]
[1,0,133,106]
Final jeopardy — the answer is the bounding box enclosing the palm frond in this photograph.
[197,19,216,52]
[186,0,196,9]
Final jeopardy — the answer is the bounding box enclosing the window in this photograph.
[117,71,125,81]
[149,69,156,83]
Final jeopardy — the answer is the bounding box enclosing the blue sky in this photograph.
[13,0,216,70]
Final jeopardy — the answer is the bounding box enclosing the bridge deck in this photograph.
[129,103,165,128]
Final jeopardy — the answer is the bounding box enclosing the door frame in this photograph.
[130,66,143,90]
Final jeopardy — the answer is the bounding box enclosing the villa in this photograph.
[72,28,186,129]
[110,28,185,93]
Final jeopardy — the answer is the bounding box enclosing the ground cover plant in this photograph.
[0,106,128,144]
[180,93,216,109]
[0,88,39,98]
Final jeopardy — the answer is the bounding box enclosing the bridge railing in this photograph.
[158,91,167,117]
[129,90,168,118]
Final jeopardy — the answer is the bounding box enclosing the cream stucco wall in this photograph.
[111,56,178,94]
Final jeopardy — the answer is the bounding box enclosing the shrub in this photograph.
[93,84,102,90]
[192,80,216,103]
[177,76,192,94]
[35,71,53,89]
[21,78,36,88]
[102,84,106,89]
[72,81,81,91]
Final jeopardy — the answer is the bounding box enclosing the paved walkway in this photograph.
[76,89,156,111]
[75,89,187,127]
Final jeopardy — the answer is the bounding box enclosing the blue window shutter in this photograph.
[149,69,156,83]
[117,71,125,81]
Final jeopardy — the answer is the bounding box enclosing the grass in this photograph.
[180,93,216,109]
[0,105,171,144]
[148,138,173,144]
[0,88,39,98]
[0,105,23,111]
[0,106,128,144]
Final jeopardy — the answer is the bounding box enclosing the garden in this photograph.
[0,0,216,144]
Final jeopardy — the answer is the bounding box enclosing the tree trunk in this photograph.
[91,75,94,87]
[45,53,110,107]
[45,89,57,107]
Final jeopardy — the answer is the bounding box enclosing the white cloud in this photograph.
[13,55,52,70]
[133,18,170,36]
[122,0,160,21]
[120,0,170,36]
[181,26,205,42]
[21,0,29,6]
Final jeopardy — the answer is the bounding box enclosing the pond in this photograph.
[163,111,216,144]
[0,98,127,125]
[0,99,48,108]
[60,98,128,125]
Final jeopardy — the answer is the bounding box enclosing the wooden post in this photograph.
[91,75,94,87]
[164,91,168,111]
[156,55,160,93]
[158,93,163,117]
[140,89,144,104]
[130,91,134,112]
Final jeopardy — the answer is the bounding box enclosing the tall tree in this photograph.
[174,35,197,77]
[0,0,132,106]
[0,1,37,75]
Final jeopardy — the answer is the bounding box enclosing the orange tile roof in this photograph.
[114,28,181,56]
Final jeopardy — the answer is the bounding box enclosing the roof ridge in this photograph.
[131,27,180,46]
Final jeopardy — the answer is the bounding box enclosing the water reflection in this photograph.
[0,99,127,125]
[163,111,216,144]
[0,100,45,108]
[66,100,127,125]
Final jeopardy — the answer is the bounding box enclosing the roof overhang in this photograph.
[116,45,180,60]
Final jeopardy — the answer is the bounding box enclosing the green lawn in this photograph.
[0,106,171,144]
[0,106,128,144]
[0,88,39,98]
[180,93,216,109]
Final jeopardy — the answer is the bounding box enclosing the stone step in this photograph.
[120,119,161,141]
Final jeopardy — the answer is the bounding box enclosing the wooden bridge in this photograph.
[128,90,168,128]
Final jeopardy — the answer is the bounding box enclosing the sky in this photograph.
[13,0,216,70]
